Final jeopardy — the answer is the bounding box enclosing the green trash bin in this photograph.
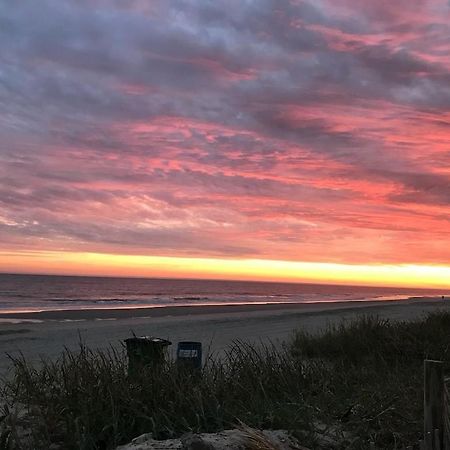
[124,336,171,375]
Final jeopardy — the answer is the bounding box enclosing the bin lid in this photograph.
[124,336,172,346]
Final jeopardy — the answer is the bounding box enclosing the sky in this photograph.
[1,0,450,287]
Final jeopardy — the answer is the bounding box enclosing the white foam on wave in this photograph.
[0,318,44,324]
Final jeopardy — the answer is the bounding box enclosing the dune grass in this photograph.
[1,311,450,449]
[292,313,450,363]
[0,341,312,450]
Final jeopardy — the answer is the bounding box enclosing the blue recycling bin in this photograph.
[177,341,202,370]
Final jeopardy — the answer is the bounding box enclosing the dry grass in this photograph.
[238,422,282,450]
[2,311,450,449]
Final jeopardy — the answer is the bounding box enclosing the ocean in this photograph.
[0,273,446,314]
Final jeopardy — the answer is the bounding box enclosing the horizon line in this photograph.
[1,268,449,292]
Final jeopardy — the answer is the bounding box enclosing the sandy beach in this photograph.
[1,297,449,377]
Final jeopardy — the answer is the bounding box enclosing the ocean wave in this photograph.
[93,298,143,304]
[34,297,154,304]
[172,296,209,302]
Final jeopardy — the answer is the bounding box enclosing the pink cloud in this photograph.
[1,0,450,269]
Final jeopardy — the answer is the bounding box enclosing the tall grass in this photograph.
[291,312,450,448]
[1,311,450,449]
[292,313,450,363]
[0,341,311,450]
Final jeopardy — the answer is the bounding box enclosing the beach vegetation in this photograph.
[2,311,450,449]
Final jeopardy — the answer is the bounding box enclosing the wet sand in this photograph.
[0,297,449,377]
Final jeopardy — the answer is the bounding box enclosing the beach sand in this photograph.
[1,297,449,377]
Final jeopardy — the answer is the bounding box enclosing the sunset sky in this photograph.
[1,0,450,287]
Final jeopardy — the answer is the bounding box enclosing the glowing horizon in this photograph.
[2,251,450,290]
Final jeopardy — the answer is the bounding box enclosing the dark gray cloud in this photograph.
[386,171,450,206]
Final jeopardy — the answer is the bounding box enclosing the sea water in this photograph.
[0,273,446,314]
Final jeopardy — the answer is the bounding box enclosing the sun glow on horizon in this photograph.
[2,251,450,290]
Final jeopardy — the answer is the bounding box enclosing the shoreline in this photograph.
[0,295,446,322]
